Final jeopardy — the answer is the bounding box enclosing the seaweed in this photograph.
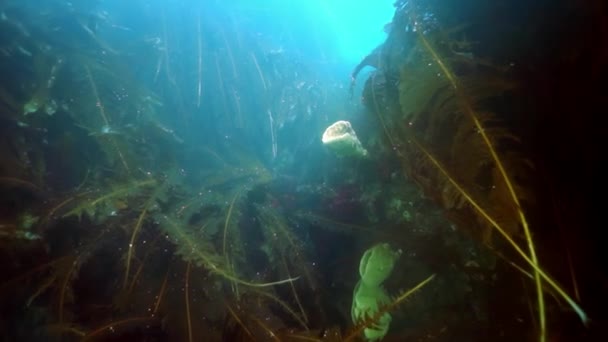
[61,178,156,222]
[1,1,599,340]
[361,7,588,341]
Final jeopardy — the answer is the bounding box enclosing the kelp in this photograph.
[157,213,225,275]
[255,203,318,323]
[1,235,105,337]
[61,178,156,222]
[394,47,528,244]
[218,274,436,342]
[361,6,588,340]
[4,0,598,340]
[123,183,171,289]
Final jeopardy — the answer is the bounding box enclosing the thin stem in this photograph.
[185,262,193,342]
[417,31,546,340]
[196,12,203,108]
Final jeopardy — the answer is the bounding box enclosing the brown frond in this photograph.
[62,178,156,222]
[81,317,156,341]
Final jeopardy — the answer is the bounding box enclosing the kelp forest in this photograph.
[0,0,606,341]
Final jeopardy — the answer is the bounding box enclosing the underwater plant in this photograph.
[1,0,604,341]
[357,2,597,341]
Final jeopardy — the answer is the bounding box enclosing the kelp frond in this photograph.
[156,214,298,288]
[123,183,170,289]
[409,135,588,326]
[253,288,310,332]
[223,189,244,297]
[258,205,318,291]
[81,317,155,341]
[62,178,156,221]
[414,29,588,333]
[381,22,588,338]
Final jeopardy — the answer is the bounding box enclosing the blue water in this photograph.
[84,0,395,158]
[213,0,395,64]
[118,0,396,76]
[322,0,395,63]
